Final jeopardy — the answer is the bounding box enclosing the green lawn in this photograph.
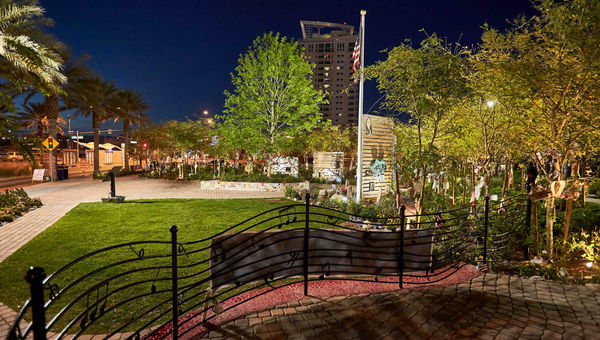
[0,198,295,334]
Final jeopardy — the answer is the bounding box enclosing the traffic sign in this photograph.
[42,136,58,151]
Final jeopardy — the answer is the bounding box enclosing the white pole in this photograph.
[356,9,366,203]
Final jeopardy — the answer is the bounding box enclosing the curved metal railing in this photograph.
[6,193,526,340]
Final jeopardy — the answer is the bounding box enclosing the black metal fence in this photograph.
[6,193,526,340]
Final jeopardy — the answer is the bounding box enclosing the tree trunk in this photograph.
[502,160,509,197]
[417,166,426,223]
[93,112,100,175]
[451,175,455,206]
[533,201,539,256]
[561,199,573,253]
[44,95,59,181]
[394,164,401,214]
[123,119,130,170]
[521,165,526,194]
[266,153,272,177]
[546,197,555,258]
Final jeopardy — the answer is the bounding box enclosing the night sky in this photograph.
[41,0,536,131]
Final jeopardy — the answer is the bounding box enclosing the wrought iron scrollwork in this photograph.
[127,244,145,258]
[278,206,298,228]
[44,282,59,300]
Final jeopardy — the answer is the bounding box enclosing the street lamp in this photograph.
[203,110,209,116]
[486,100,496,108]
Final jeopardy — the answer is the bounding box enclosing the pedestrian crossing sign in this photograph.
[42,136,58,151]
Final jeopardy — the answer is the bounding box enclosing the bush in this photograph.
[589,178,600,197]
[117,169,143,177]
[516,262,560,280]
[376,197,397,217]
[360,205,378,220]
[345,201,362,217]
[284,187,301,200]
[0,188,42,223]
[567,230,600,263]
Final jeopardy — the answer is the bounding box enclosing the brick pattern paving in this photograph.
[200,273,600,340]
[0,176,282,340]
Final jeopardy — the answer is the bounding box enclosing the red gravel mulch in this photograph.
[150,264,481,339]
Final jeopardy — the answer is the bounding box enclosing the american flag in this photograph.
[352,31,361,84]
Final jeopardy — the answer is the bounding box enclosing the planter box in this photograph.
[200,180,309,192]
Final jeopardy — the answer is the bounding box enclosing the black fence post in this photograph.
[398,205,406,289]
[25,267,47,340]
[170,225,179,340]
[110,172,116,197]
[483,196,490,264]
[303,193,310,296]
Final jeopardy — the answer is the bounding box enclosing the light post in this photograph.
[67,114,71,149]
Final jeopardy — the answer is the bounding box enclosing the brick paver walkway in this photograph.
[0,176,282,339]
[200,273,600,340]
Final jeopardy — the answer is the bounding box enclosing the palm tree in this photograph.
[0,0,67,176]
[41,56,93,179]
[19,102,65,136]
[0,0,66,91]
[64,77,116,175]
[109,89,150,170]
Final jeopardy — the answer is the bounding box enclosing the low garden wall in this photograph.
[199,180,309,192]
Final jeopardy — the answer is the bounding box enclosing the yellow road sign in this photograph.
[42,136,58,151]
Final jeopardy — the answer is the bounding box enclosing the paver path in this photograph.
[0,176,282,339]
[0,176,282,263]
[200,273,600,340]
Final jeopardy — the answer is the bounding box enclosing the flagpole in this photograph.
[356,9,366,203]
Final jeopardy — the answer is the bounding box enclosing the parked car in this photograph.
[0,151,23,161]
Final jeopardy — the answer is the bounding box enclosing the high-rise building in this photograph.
[299,20,358,126]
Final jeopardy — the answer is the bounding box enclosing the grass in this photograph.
[0,198,295,334]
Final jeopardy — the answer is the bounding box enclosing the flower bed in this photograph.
[0,188,42,223]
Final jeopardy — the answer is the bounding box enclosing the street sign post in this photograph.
[42,137,58,182]
[42,137,58,151]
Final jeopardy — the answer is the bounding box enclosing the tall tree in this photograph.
[223,32,326,176]
[0,0,65,93]
[109,89,150,170]
[42,56,92,180]
[367,34,469,214]
[19,101,64,136]
[64,77,116,175]
[0,0,66,171]
[215,115,259,168]
[481,0,600,256]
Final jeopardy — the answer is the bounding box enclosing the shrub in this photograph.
[345,201,362,217]
[589,178,600,197]
[567,230,600,263]
[360,205,378,220]
[376,197,397,217]
[0,188,42,223]
[284,187,301,200]
[516,262,560,280]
